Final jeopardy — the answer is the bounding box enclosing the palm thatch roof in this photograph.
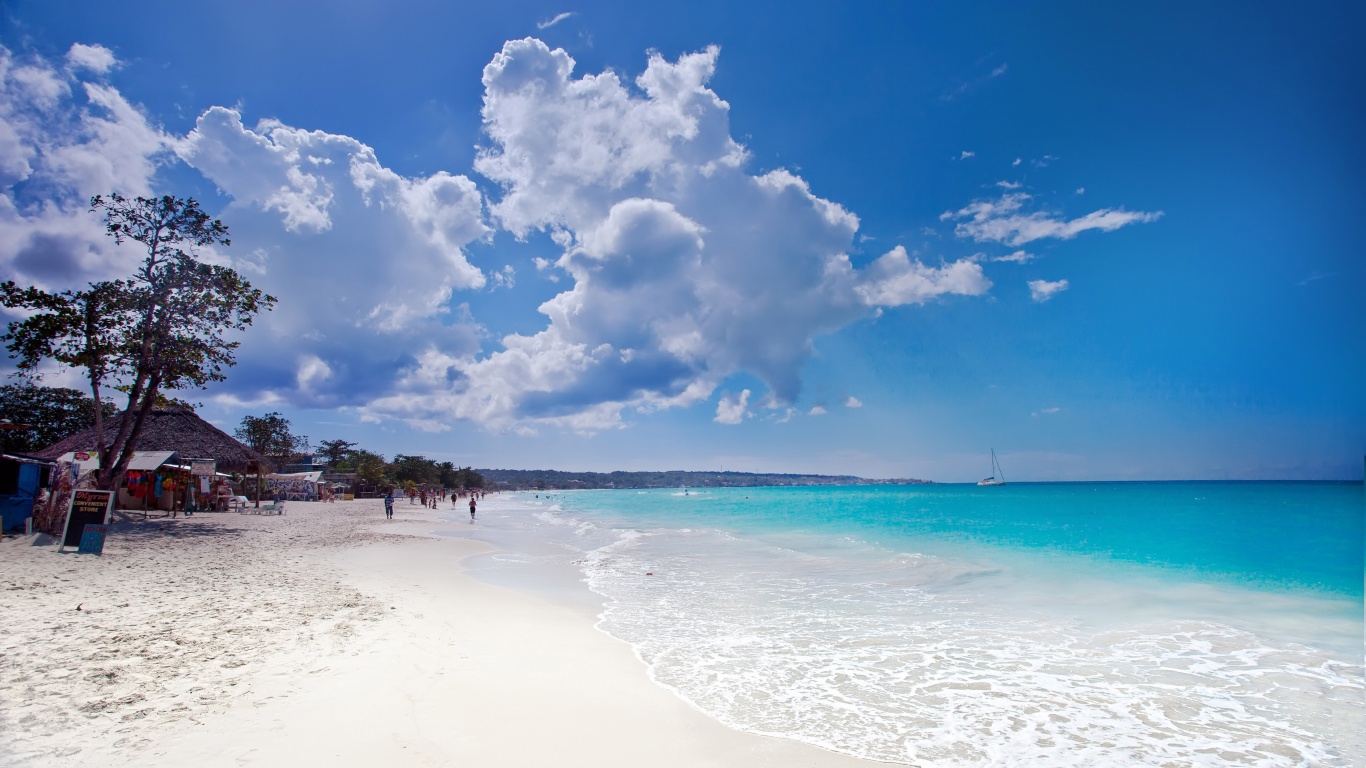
[35,407,269,472]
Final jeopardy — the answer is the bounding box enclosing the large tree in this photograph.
[1,194,275,490]
[0,382,117,454]
[390,454,440,486]
[338,448,389,488]
[235,412,308,471]
[455,466,485,489]
[316,438,357,467]
[435,462,484,490]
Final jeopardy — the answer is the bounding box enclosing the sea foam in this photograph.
[483,486,1365,766]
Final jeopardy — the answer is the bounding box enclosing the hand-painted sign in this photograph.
[60,489,113,551]
[77,524,108,555]
[191,459,217,476]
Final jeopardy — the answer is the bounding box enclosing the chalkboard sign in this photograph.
[60,489,113,550]
[78,525,108,555]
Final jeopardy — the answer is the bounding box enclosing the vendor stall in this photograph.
[34,407,272,515]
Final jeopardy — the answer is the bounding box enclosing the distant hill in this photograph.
[475,468,932,490]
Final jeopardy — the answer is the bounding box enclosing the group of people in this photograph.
[382,487,486,522]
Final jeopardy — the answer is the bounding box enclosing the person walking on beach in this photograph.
[384,489,394,520]
[469,496,476,523]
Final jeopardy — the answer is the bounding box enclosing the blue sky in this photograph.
[1,1,1361,480]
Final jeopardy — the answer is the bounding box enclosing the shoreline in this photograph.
[0,496,881,767]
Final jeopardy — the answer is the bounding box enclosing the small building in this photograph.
[282,455,329,474]
[35,407,271,512]
[50,450,208,513]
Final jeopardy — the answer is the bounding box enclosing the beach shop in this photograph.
[34,407,271,516]
[47,451,236,516]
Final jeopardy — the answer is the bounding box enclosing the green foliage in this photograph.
[476,469,928,490]
[232,419,491,493]
[390,454,440,486]
[348,449,389,487]
[0,280,130,384]
[316,438,357,466]
[110,382,199,409]
[454,466,484,489]
[437,461,459,488]
[91,194,276,396]
[0,382,117,453]
[235,412,308,469]
[387,454,483,489]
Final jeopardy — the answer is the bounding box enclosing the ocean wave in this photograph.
[579,525,1365,767]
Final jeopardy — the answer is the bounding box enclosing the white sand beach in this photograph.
[0,496,878,767]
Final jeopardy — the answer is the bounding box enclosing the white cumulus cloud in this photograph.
[714,389,751,424]
[0,44,493,414]
[845,396,862,408]
[0,44,171,291]
[855,246,990,306]
[2,39,996,433]
[174,107,493,409]
[65,44,117,75]
[1028,279,1070,303]
[375,38,990,431]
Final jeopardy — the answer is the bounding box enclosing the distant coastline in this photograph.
[476,469,933,490]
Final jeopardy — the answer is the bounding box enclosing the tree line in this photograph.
[233,412,482,491]
[476,468,929,490]
[0,382,116,454]
[0,382,484,492]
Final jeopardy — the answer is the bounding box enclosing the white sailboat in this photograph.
[977,449,1006,486]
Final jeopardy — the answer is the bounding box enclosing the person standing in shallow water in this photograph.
[384,489,394,520]
[469,496,476,523]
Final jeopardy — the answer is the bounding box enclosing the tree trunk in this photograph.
[99,372,147,491]
[84,299,109,487]
[102,284,159,489]
[108,372,161,496]
[89,373,107,485]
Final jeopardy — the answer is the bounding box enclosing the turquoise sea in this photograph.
[462,482,1364,766]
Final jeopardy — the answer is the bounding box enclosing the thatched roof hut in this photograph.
[35,407,269,473]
